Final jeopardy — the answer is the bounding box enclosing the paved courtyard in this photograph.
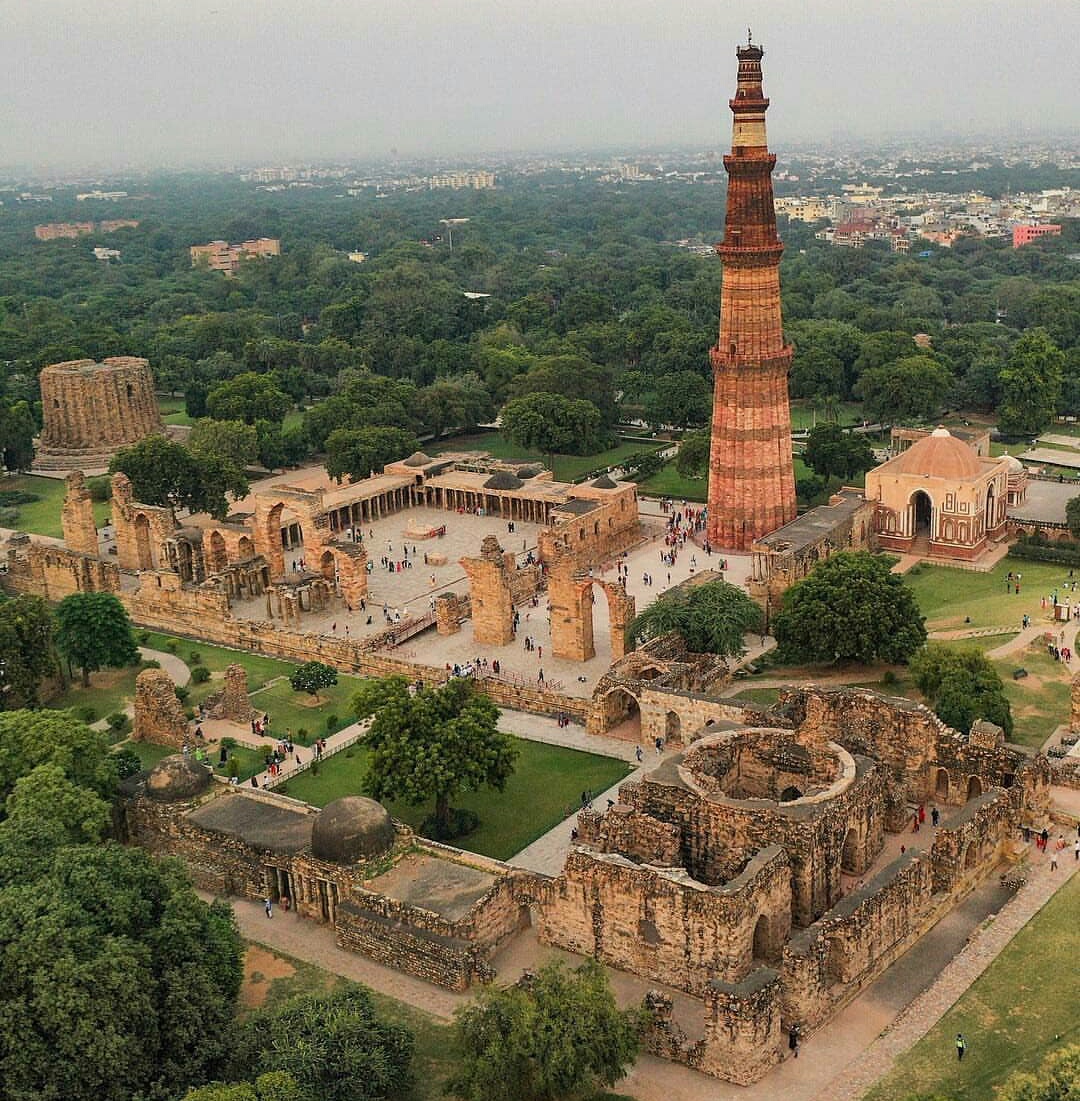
[226,501,753,698]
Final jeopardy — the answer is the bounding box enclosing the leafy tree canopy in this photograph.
[774,552,927,665]
[207,372,292,425]
[235,986,413,1101]
[289,661,338,700]
[353,675,516,838]
[110,434,242,519]
[54,591,138,687]
[856,355,953,424]
[803,423,877,481]
[324,425,418,484]
[500,391,606,457]
[184,1073,301,1101]
[642,370,711,429]
[675,429,710,479]
[910,643,1013,735]
[0,398,35,471]
[0,594,56,709]
[448,959,642,1101]
[997,327,1065,437]
[998,1042,1080,1101]
[627,578,763,658]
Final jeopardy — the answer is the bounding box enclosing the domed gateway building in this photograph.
[865,427,1010,561]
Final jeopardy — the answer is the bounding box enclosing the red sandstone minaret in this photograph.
[706,36,796,551]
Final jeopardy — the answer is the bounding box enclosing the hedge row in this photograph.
[1007,542,1080,566]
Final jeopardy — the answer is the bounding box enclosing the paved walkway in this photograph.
[821,849,1078,1101]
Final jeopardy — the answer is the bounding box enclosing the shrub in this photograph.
[882,670,898,686]
[106,711,129,732]
[138,631,151,644]
[226,756,240,778]
[324,713,339,732]
[72,705,98,723]
[0,507,19,526]
[188,651,202,665]
[190,665,211,684]
[1008,540,1080,567]
[165,639,179,654]
[220,736,237,750]
[85,475,111,502]
[174,685,189,703]
[296,726,309,743]
[0,490,40,507]
[140,658,161,670]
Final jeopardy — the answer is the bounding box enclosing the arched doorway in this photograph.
[752,914,780,966]
[911,490,933,538]
[935,768,950,801]
[208,530,227,573]
[603,688,641,740]
[966,775,982,801]
[985,483,996,531]
[780,786,803,803]
[320,549,336,582]
[963,843,978,872]
[841,827,859,873]
[237,535,254,560]
[133,513,153,570]
[665,711,682,745]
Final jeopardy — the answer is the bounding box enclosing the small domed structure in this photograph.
[312,796,395,864]
[590,473,618,489]
[484,470,523,491]
[883,427,982,480]
[515,463,544,478]
[145,754,211,802]
[403,451,433,467]
[1004,454,1024,473]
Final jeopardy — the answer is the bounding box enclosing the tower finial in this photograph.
[748,26,753,46]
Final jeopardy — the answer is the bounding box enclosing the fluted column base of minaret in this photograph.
[706,353,797,552]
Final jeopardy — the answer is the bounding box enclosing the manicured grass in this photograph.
[636,464,707,501]
[865,874,1080,1101]
[283,737,633,861]
[124,740,176,770]
[0,473,111,538]
[730,686,782,706]
[429,431,664,484]
[46,664,141,722]
[993,644,1072,749]
[789,400,865,430]
[903,560,1071,631]
[141,630,294,685]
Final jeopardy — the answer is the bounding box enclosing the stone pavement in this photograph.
[820,848,1079,1101]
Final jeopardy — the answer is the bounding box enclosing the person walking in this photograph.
[788,1024,800,1059]
[1050,847,1059,871]
[956,1034,967,1061]
[264,897,273,919]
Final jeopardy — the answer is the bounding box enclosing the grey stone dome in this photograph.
[403,451,433,467]
[590,473,617,489]
[484,471,524,491]
[515,464,544,478]
[312,796,395,864]
[145,754,211,802]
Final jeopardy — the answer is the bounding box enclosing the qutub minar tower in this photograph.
[706,35,797,551]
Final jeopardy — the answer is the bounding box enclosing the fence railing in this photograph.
[263,725,368,791]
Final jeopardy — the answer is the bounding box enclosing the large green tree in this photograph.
[910,643,1013,735]
[289,661,338,701]
[642,370,711,429]
[54,591,138,687]
[0,844,243,1101]
[353,676,516,839]
[0,399,36,471]
[803,423,877,480]
[675,429,710,479]
[448,959,642,1101]
[0,594,56,709]
[500,391,606,458]
[184,1074,301,1101]
[627,578,763,658]
[110,434,242,519]
[856,355,953,424]
[207,372,292,425]
[235,987,413,1101]
[324,425,418,484]
[997,328,1065,437]
[773,552,927,665]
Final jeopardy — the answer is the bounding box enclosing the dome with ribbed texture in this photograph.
[881,428,981,480]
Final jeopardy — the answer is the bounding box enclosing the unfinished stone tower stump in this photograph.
[461,535,515,646]
[35,357,164,471]
[206,663,257,723]
[61,470,99,556]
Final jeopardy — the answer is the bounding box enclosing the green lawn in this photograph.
[993,644,1072,749]
[282,737,632,861]
[789,400,865,430]
[47,664,141,722]
[0,473,112,538]
[865,874,1080,1101]
[636,464,707,501]
[428,431,664,483]
[903,560,1071,631]
[125,740,176,770]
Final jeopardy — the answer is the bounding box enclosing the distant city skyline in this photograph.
[2,0,1078,172]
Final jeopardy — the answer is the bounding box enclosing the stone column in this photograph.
[460,535,515,645]
[61,471,99,557]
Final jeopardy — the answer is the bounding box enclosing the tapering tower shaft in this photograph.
[706,41,796,551]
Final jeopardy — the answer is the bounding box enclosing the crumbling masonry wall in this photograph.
[133,668,191,748]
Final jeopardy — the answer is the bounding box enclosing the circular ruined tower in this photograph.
[36,356,164,470]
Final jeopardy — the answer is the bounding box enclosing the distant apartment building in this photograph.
[1012,223,1062,248]
[190,237,281,274]
[775,197,830,222]
[34,219,139,241]
[93,247,121,262]
[34,222,94,240]
[347,251,367,264]
[76,190,128,201]
[427,171,495,190]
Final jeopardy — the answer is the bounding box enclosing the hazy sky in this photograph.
[1,0,1078,171]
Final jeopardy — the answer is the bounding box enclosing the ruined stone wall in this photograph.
[1,540,120,601]
[111,473,178,571]
[133,668,191,748]
[576,805,682,865]
[540,490,642,568]
[536,846,791,997]
[638,690,764,746]
[929,791,1014,894]
[205,664,257,722]
[782,851,935,1031]
[61,471,99,556]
